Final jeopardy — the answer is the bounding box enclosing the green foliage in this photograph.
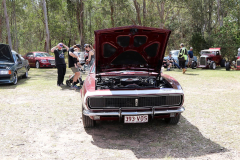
[213,16,239,61]
[0,0,240,60]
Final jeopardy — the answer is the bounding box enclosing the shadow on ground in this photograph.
[85,116,227,159]
[0,77,31,89]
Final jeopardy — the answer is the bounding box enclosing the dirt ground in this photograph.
[0,68,240,160]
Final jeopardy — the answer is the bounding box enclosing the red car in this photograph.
[197,48,226,69]
[23,52,55,68]
[80,26,185,128]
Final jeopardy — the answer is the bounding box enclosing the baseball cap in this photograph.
[58,43,63,47]
[76,44,81,48]
[180,43,184,47]
[190,47,193,49]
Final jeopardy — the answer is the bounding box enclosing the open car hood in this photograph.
[94,25,171,74]
[0,43,14,63]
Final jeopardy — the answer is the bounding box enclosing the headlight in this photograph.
[0,70,11,75]
[41,60,47,62]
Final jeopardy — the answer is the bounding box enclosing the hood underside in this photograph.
[0,43,14,63]
[94,25,171,74]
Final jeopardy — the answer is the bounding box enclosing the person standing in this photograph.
[178,43,188,74]
[69,44,81,89]
[188,47,193,67]
[85,44,95,67]
[51,43,69,86]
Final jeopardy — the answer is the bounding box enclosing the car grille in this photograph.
[88,95,182,109]
[48,60,55,65]
[237,60,240,66]
[200,57,206,65]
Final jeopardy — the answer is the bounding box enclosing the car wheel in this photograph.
[36,61,40,68]
[210,62,216,70]
[226,62,230,71]
[66,80,71,87]
[12,72,18,85]
[82,105,95,128]
[22,68,28,78]
[220,59,226,67]
[164,113,181,125]
[191,61,197,69]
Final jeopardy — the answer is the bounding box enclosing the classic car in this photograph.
[163,50,197,69]
[80,26,185,128]
[226,50,240,71]
[197,48,226,69]
[23,52,55,68]
[0,43,30,85]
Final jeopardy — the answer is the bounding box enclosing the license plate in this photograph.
[124,115,148,123]
[0,70,8,74]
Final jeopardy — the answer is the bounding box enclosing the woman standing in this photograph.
[84,44,95,67]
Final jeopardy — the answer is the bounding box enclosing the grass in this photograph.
[0,67,240,159]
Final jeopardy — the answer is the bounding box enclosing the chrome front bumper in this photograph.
[83,106,185,117]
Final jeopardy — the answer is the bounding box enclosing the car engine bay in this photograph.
[95,76,173,90]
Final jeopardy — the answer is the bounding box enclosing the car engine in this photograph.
[95,76,172,90]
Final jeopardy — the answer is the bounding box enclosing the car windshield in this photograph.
[35,53,52,57]
[201,51,215,54]
[169,50,179,56]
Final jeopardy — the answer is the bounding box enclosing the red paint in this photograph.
[23,52,55,68]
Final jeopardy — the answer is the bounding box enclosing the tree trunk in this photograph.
[143,0,146,26]
[42,0,50,53]
[157,1,165,28]
[3,0,12,49]
[110,1,114,27]
[76,0,84,46]
[133,0,142,25]
[0,2,3,43]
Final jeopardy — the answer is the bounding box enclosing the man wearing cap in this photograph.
[69,44,81,89]
[178,43,188,74]
[188,47,193,67]
[51,43,69,86]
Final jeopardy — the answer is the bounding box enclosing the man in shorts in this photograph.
[68,44,81,89]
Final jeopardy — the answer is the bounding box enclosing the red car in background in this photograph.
[23,52,55,68]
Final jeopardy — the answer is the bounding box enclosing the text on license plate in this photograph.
[124,115,148,123]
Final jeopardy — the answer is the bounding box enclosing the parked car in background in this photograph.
[226,49,240,71]
[197,48,226,70]
[23,52,55,68]
[0,43,30,85]
[237,48,240,59]
[163,50,197,68]
[81,26,185,128]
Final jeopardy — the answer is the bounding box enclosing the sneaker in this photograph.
[60,83,65,86]
[167,68,170,71]
[57,84,61,86]
[71,85,80,90]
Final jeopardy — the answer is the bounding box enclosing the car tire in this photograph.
[12,72,18,85]
[36,61,40,68]
[82,106,95,128]
[220,59,226,67]
[164,113,181,125]
[191,61,197,69]
[226,62,230,71]
[22,68,28,78]
[210,62,216,70]
[66,80,71,87]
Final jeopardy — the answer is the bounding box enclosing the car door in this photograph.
[15,54,24,76]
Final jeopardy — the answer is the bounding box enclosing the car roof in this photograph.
[201,49,220,52]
